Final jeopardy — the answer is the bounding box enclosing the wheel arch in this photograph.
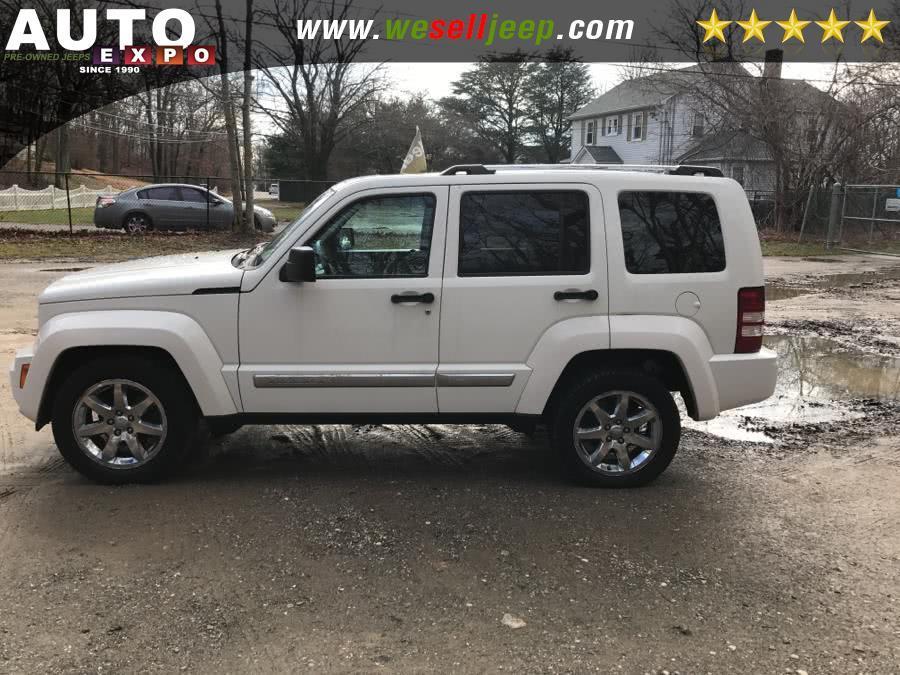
[31,310,239,429]
[37,346,195,429]
[515,314,719,420]
[122,210,153,230]
[539,349,697,420]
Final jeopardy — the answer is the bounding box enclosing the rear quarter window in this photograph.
[618,191,726,274]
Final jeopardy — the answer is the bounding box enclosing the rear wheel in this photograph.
[123,212,152,235]
[551,370,680,487]
[51,355,196,483]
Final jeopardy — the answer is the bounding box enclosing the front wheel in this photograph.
[551,371,680,487]
[51,355,197,483]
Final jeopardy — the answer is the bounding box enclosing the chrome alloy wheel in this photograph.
[124,214,149,234]
[572,390,662,475]
[71,379,167,468]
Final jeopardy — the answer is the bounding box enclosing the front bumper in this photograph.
[9,344,38,422]
[709,346,778,414]
[257,214,276,233]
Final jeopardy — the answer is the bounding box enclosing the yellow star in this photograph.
[816,8,851,42]
[855,9,890,43]
[697,8,731,43]
[776,8,811,43]
[736,9,772,42]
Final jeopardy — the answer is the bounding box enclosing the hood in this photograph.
[39,249,245,304]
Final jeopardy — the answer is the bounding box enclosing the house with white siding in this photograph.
[566,60,791,192]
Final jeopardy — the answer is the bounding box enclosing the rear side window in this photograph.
[618,191,726,274]
[459,191,589,276]
[140,186,180,201]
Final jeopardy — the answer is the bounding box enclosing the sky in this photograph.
[382,62,841,98]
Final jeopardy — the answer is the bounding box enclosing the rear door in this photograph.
[139,186,182,229]
[437,183,608,413]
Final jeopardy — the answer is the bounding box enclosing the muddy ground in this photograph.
[0,255,898,673]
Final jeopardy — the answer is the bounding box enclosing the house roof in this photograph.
[578,145,623,163]
[569,64,740,120]
[677,129,771,162]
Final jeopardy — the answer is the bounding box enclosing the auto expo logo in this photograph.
[3,8,216,70]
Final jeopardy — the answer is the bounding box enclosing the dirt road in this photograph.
[1,256,898,673]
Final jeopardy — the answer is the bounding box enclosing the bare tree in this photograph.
[253,0,382,181]
[212,0,243,227]
[241,0,255,232]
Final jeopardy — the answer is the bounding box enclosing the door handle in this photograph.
[554,289,599,301]
[391,292,435,304]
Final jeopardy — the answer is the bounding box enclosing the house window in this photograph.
[629,111,646,141]
[586,121,594,145]
[732,165,745,185]
[692,113,704,137]
[606,116,619,136]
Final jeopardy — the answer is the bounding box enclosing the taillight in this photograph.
[96,196,116,208]
[735,286,765,353]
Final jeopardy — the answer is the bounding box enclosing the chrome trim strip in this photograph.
[253,373,517,388]
[436,373,515,387]
[253,373,435,388]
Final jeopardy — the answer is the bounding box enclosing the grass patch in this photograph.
[0,229,266,262]
[759,230,900,256]
[265,202,306,221]
[0,207,95,226]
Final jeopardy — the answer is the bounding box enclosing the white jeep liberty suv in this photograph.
[10,164,777,487]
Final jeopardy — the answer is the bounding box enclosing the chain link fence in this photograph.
[0,171,332,233]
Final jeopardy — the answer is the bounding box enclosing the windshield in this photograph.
[250,188,335,266]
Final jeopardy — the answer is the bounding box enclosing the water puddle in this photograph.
[768,263,900,302]
[685,336,900,443]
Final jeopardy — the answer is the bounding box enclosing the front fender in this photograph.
[22,310,239,423]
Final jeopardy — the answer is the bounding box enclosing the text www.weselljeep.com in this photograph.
[296,14,635,46]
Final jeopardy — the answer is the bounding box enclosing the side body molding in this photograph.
[26,310,239,422]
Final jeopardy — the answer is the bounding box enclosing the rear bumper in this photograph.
[709,347,778,414]
[93,207,119,229]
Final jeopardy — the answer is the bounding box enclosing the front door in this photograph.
[437,183,608,413]
[238,187,448,414]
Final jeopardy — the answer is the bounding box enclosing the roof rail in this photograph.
[482,163,724,177]
[441,164,496,175]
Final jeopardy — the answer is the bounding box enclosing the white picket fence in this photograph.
[0,184,116,211]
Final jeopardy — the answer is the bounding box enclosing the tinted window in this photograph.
[142,186,180,201]
[307,193,435,278]
[180,187,209,203]
[618,191,726,274]
[459,191,589,276]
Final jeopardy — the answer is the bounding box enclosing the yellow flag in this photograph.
[400,126,427,174]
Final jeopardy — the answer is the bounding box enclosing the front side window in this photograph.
[180,187,209,203]
[306,193,436,278]
[459,190,590,276]
[618,191,726,274]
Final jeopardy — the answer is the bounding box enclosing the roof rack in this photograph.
[479,163,724,177]
[441,164,496,175]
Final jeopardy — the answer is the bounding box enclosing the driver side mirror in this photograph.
[279,246,317,283]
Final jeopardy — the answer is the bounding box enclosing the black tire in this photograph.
[551,370,680,488]
[122,212,152,235]
[51,355,197,484]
